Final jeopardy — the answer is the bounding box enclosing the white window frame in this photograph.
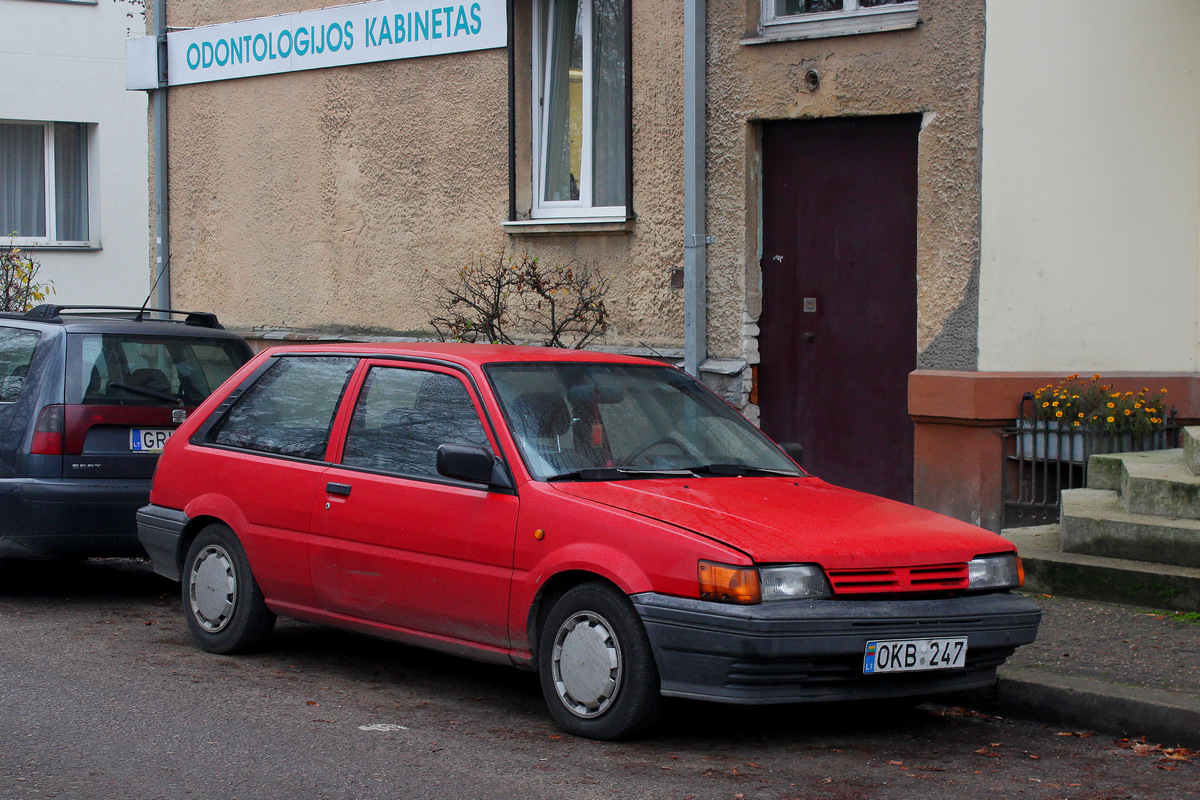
[760,0,918,41]
[1,120,96,248]
[531,0,626,221]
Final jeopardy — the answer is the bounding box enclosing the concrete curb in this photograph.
[957,668,1200,749]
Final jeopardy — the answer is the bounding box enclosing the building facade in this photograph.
[135,0,1200,529]
[2,0,151,305]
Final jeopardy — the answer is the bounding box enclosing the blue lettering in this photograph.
[365,16,377,47]
[395,13,406,43]
[314,25,325,54]
[377,16,392,44]
[344,20,353,50]
[455,6,471,35]
[432,8,443,38]
[296,26,309,56]
[278,29,292,58]
[328,22,343,51]
[470,3,482,35]
[215,38,229,66]
[201,40,214,68]
[230,35,243,63]
[268,32,276,60]
[414,10,428,40]
[252,33,267,61]
[186,42,200,69]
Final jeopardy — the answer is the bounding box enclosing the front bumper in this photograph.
[632,591,1041,704]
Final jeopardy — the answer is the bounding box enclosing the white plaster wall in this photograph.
[978,1,1200,372]
[0,0,151,306]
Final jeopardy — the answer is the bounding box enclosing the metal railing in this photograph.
[1001,394,1179,527]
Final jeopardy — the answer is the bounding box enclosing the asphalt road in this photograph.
[1,559,1196,800]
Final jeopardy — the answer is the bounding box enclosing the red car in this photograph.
[138,343,1039,739]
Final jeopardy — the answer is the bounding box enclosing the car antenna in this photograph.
[638,341,678,368]
[137,252,171,321]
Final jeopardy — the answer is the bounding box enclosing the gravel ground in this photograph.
[1004,593,1200,695]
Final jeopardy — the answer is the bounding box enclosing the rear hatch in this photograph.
[42,332,250,479]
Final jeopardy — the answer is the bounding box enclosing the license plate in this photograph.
[864,637,967,674]
[131,428,173,453]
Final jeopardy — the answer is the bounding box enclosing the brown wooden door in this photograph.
[758,116,919,502]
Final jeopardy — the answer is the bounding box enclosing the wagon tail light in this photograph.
[31,405,65,455]
[699,561,832,604]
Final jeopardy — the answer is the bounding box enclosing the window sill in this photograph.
[9,242,101,251]
[503,218,635,236]
[746,8,919,44]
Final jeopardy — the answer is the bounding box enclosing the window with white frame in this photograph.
[532,0,628,220]
[762,0,918,40]
[0,121,91,245]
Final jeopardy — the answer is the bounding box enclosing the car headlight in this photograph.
[699,561,831,604]
[967,553,1024,591]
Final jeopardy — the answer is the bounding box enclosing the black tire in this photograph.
[537,582,661,740]
[182,523,275,654]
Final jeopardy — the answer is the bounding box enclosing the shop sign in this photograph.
[162,0,506,86]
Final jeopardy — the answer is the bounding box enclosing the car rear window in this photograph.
[0,327,41,402]
[208,355,357,460]
[67,333,249,407]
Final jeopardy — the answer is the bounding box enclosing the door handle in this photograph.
[802,331,815,342]
[326,482,352,497]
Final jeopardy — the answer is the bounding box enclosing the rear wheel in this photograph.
[538,582,661,740]
[182,524,275,654]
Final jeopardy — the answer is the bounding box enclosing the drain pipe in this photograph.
[152,0,171,311]
[682,0,708,376]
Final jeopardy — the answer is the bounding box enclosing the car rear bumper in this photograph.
[631,591,1042,704]
[136,504,189,581]
[0,477,151,558]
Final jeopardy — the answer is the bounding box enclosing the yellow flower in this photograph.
[1055,411,1063,418]
[1107,402,1115,409]
[1107,416,1116,423]
[1124,409,1132,416]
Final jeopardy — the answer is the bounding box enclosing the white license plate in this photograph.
[130,428,173,453]
[863,637,967,674]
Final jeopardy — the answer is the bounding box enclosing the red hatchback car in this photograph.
[138,343,1040,739]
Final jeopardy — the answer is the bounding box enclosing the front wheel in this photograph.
[182,523,275,654]
[538,582,661,740]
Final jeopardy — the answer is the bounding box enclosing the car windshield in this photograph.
[485,362,802,481]
[67,333,249,407]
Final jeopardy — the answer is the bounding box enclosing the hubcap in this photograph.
[550,611,622,718]
[189,544,236,633]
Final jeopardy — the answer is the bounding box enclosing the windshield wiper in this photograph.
[546,467,695,482]
[686,463,799,477]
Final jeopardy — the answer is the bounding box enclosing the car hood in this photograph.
[550,476,1012,568]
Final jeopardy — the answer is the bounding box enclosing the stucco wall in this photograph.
[978,1,1200,372]
[164,0,686,347]
[705,0,986,369]
[2,0,150,305]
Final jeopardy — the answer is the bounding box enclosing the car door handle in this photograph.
[326,482,352,497]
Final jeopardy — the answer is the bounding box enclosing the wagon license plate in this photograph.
[131,428,173,453]
[864,637,967,674]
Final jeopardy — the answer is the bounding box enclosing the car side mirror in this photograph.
[436,444,513,490]
[779,441,804,467]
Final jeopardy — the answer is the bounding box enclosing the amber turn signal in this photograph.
[698,561,761,604]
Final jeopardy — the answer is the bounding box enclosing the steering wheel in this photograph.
[621,435,693,466]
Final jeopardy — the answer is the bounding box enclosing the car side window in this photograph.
[209,356,357,460]
[341,367,490,479]
[0,327,40,402]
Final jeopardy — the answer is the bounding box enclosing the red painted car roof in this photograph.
[259,342,662,368]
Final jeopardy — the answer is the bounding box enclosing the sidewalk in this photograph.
[955,584,1200,748]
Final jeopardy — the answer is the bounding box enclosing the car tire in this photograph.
[182,523,275,654]
[538,582,661,740]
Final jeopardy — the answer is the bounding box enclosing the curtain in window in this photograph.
[591,0,626,208]
[0,124,47,238]
[54,123,88,242]
[543,0,582,203]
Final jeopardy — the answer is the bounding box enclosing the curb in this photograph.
[957,668,1200,749]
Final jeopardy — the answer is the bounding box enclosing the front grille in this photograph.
[827,563,969,595]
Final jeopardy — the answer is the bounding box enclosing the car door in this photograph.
[309,361,519,650]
